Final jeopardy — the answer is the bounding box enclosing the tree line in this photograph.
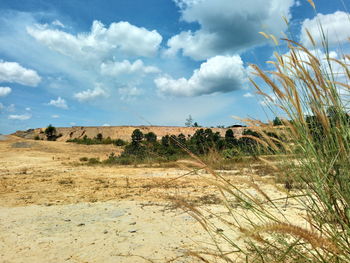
[108,127,265,164]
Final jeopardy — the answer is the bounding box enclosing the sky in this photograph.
[0,0,349,134]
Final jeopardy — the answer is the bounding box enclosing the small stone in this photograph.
[128,229,137,233]
[77,223,85,227]
[129,222,136,225]
[103,230,108,234]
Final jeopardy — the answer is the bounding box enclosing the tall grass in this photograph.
[178,7,350,262]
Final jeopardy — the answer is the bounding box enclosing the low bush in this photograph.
[87,157,100,165]
[67,136,127,146]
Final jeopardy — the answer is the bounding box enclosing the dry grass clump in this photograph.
[177,3,350,262]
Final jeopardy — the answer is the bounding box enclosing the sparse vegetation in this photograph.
[58,178,74,185]
[67,136,127,146]
[77,126,282,167]
[87,157,100,165]
[180,11,350,263]
[45,124,57,141]
[79,157,88,162]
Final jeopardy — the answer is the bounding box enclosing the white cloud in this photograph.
[155,55,248,96]
[280,48,350,101]
[261,48,350,107]
[300,11,350,48]
[74,86,107,101]
[118,86,143,100]
[0,86,11,97]
[102,123,111,126]
[259,93,277,106]
[70,122,76,126]
[51,114,60,118]
[0,61,41,86]
[167,0,294,60]
[27,20,162,64]
[281,48,348,82]
[25,107,31,111]
[48,97,68,109]
[243,92,254,98]
[52,19,65,28]
[8,114,32,120]
[101,59,160,76]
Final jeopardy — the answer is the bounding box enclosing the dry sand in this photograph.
[0,135,303,262]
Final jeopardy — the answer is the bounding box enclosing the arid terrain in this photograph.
[13,125,245,142]
[0,135,304,263]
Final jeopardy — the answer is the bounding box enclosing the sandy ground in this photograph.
[0,135,304,262]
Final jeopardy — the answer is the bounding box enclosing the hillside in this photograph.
[13,125,246,142]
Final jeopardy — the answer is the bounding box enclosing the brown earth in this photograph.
[0,135,303,263]
[13,125,246,142]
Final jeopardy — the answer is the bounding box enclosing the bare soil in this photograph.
[0,135,302,263]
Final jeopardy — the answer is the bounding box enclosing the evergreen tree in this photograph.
[145,132,157,143]
[273,117,283,126]
[225,129,238,147]
[96,133,103,141]
[45,124,57,141]
[131,129,144,145]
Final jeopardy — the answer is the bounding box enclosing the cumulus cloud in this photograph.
[167,0,294,60]
[48,97,68,109]
[74,86,107,101]
[281,48,348,82]
[281,48,350,100]
[101,59,160,76]
[300,11,350,48]
[102,123,111,126]
[0,61,41,86]
[0,87,11,97]
[51,114,60,118]
[27,20,162,63]
[8,114,32,120]
[155,55,248,96]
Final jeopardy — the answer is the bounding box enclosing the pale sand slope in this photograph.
[0,200,208,263]
[0,135,304,262]
[0,136,215,262]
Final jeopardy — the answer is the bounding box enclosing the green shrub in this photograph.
[87,157,100,165]
[45,124,57,141]
[114,139,127,146]
[67,136,127,146]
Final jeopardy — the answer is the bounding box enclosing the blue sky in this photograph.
[0,0,349,134]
